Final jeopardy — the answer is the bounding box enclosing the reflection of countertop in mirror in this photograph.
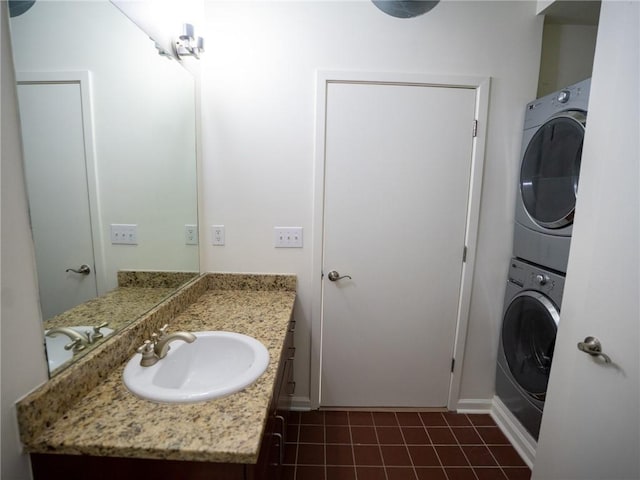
[43,271,199,376]
[18,273,296,464]
[44,287,176,331]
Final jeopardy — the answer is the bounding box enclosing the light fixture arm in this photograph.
[175,23,205,60]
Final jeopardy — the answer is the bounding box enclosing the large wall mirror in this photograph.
[9,0,199,377]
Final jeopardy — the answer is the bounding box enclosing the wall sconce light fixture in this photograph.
[175,23,204,59]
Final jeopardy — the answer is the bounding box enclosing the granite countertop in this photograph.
[18,275,296,464]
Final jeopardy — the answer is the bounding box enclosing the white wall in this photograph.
[1,4,49,479]
[200,0,544,407]
[10,1,198,293]
[537,23,598,97]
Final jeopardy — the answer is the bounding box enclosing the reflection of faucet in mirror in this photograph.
[45,327,90,354]
[8,1,199,377]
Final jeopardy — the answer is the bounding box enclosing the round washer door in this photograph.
[502,291,559,401]
[520,110,586,229]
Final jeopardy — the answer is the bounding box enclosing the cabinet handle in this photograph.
[268,433,284,466]
[287,381,296,396]
[288,346,296,360]
[275,415,285,434]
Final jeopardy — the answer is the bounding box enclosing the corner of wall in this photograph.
[1,3,49,478]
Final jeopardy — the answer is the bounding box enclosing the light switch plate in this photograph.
[110,224,138,245]
[274,227,303,248]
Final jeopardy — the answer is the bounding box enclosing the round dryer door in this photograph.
[520,110,586,229]
[502,291,559,401]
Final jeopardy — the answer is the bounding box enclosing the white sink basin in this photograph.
[45,325,114,371]
[123,331,270,403]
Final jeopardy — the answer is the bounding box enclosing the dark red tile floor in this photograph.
[282,411,531,480]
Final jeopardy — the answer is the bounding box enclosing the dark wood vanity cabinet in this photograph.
[251,318,296,480]
[31,319,296,480]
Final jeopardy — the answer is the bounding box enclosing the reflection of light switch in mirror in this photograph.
[110,224,138,245]
[184,225,198,245]
[211,225,225,246]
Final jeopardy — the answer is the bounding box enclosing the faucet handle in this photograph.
[157,324,170,338]
[137,340,153,354]
[64,338,86,353]
[90,322,109,342]
[137,340,159,367]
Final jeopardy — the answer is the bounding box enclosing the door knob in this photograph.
[65,264,91,275]
[327,270,352,282]
[577,336,611,363]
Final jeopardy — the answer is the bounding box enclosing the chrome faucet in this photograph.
[136,324,196,367]
[155,331,196,359]
[46,327,90,353]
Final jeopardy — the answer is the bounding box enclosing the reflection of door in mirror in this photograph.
[18,78,101,320]
[9,1,199,376]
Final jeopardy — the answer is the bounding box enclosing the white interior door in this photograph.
[17,81,98,320]
[532,2,639,478]
[320,82,477,407]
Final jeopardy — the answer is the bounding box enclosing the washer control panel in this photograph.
[523,78,591,130]
[530,272,554,292]
[507,258,566,306]
[556,90,570,104]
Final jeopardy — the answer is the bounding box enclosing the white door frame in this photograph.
[310,71,491,410]
[17,71,108,297]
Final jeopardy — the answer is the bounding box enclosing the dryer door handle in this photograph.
[577,336,612,363]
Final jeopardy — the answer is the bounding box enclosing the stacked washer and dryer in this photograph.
[496,78,591,440]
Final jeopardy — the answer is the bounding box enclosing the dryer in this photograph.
[496,258,565,440]
[514,78,590,273]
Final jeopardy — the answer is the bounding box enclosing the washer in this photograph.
[514,78,590,273]
[496,258,565,440]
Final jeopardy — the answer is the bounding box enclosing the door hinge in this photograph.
[451,358,455,372]
[462,246,467,263]
[472,119,478,137]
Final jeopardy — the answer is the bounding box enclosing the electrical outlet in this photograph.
[110,224,138,245]
[211,225,225,246]
[185,225,198,245]
[274,227,303,248]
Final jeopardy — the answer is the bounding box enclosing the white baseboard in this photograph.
[455,398,493,413]
[290,395,312,411]
[490,396,536,469]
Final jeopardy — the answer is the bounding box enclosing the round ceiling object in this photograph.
[372,0,440,18]
[9,0,36,17]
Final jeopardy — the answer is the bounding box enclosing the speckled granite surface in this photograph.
[117,271,199,288]
[17,273,296,465]
[44,271,199,375]
[45,287,176,331]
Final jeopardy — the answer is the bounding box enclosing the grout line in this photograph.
[395,411,420,480]
[293,417,300,480]
[421,411,455,480]
[369,414,390,480]
[347,413,357,480]
[455,414,482,480]
[469,415,507,480]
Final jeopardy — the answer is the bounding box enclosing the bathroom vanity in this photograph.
[17,274,296,480]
